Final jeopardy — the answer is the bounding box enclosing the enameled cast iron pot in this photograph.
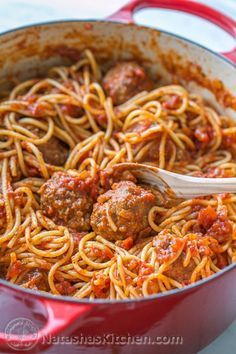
[0,0,235,353]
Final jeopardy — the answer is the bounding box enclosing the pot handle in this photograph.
[0,298,91,350]
[107,0,236,64]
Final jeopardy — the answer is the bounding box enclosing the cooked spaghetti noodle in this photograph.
[0,49,235,299]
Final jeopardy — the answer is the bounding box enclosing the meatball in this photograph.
[40,171,95,231]
[90,181,156,241]
[102,61,154,105]
[153,232,196,284]
[19,269,50,291]
[29,127,68,166]
[164,256,196,284]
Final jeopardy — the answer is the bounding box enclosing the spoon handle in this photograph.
[157,169,236,198]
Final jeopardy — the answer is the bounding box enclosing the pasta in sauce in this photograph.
[0,49,235,299]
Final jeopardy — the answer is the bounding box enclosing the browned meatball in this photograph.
[19,269,50,291]
[102,61,154,105]
[90,181,156,241]
[153,232,196,284]
[29,127,68,166]
[164,256,196,284]
[40,171,96,231]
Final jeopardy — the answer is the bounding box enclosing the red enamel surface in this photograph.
[0,265,235,353]
[107,0,236,64]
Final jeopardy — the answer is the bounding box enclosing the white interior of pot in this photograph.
[0,21,235,118]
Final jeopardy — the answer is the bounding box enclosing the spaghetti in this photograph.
[0,49,235,299]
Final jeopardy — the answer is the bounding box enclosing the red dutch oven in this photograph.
[0,1,235,353]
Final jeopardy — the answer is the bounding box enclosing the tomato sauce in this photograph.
[163,95,181,110]
[198,205,232,243]
[56,280,76,295]
[92,273,110,298]
[6,260,23,279]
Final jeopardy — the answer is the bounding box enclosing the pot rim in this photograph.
[0,19,235,305]
[0,19,235,69]
[0,262,235,305]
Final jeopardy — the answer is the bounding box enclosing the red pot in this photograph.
[0,1,235,353]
